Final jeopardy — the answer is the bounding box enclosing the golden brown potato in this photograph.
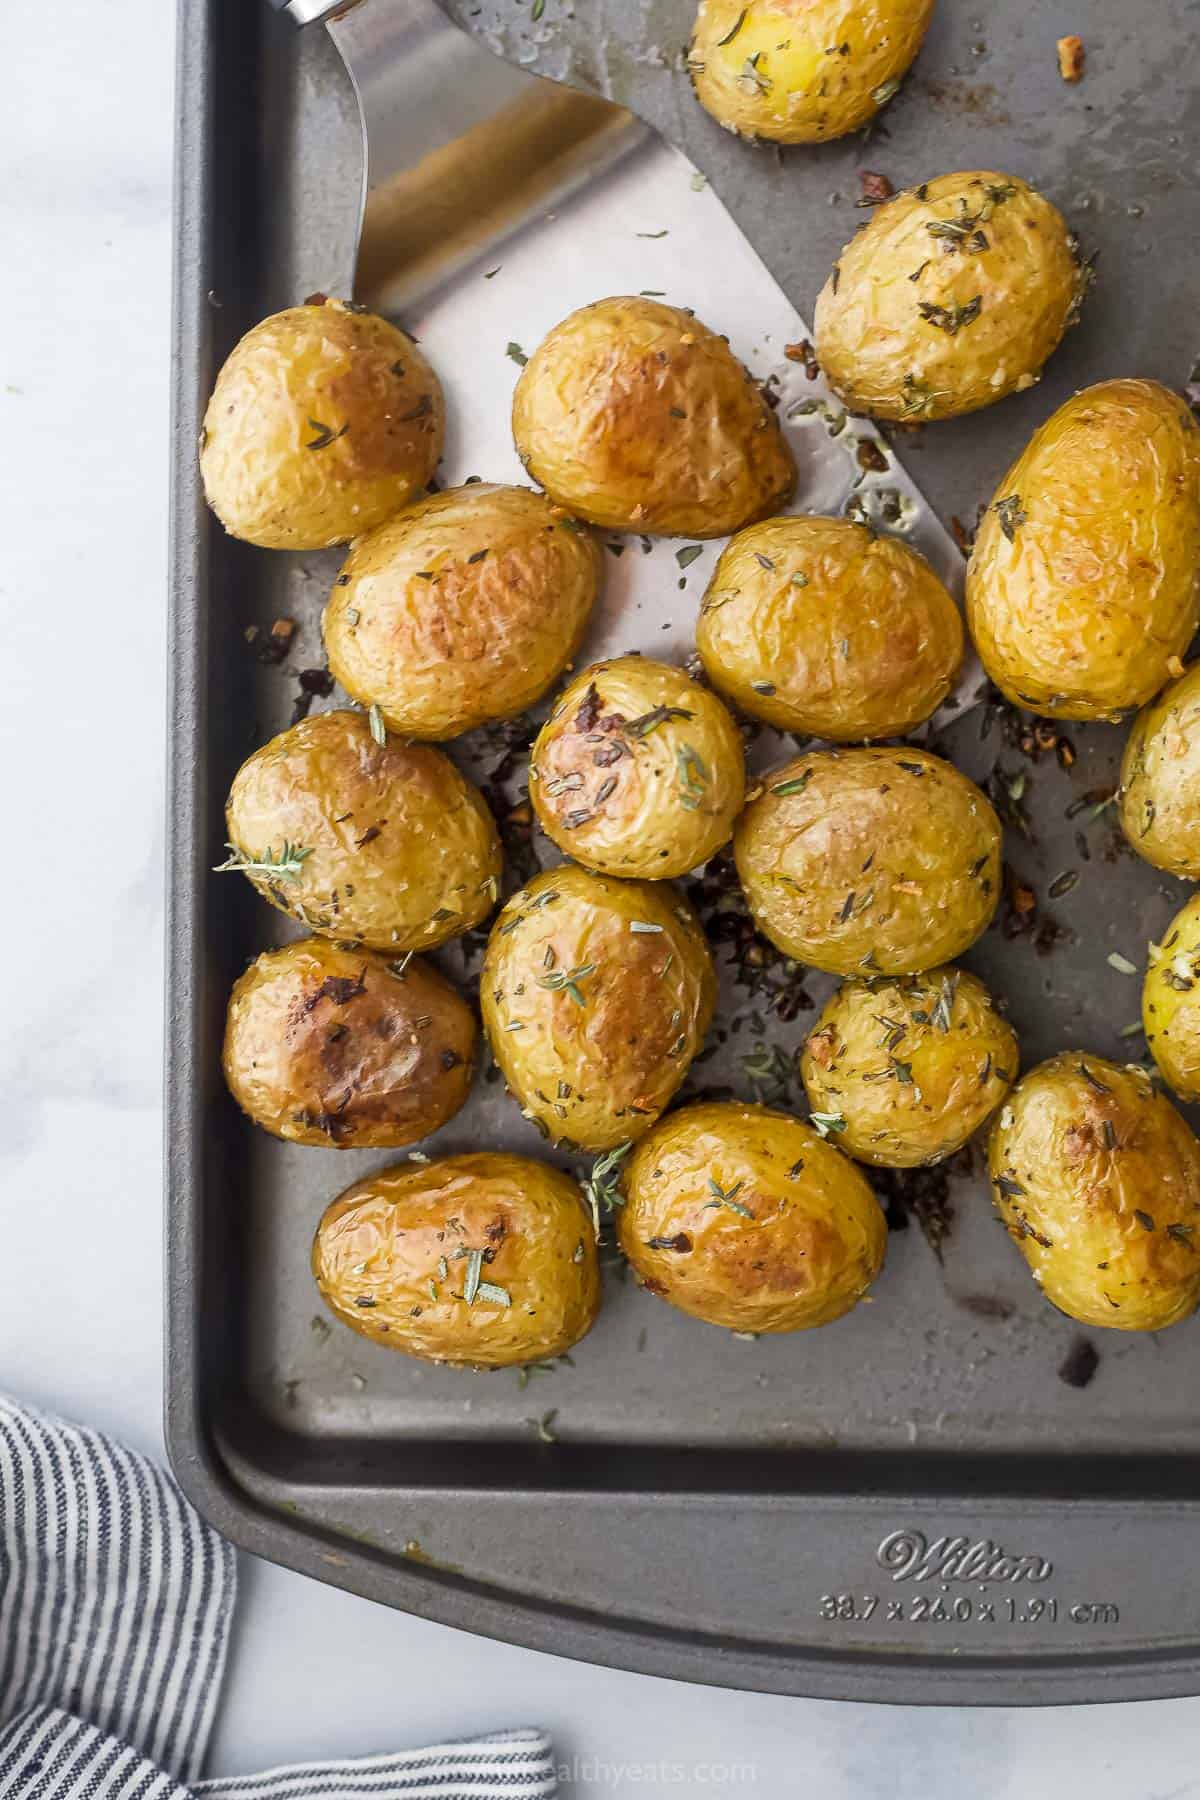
[814,173,1085,422]
[988,1053,1200,1332]
[480,865,716,1151]
[733,747,1001,976]
[1119,662,1200,873]
[689,0,934,144]
[200,297,443,550]
[970,382,1200,720]
[529,658,745,879]
[312,1152,600,1367]
[220,709,501,951]
[1143,895,1200,1102]
[511,296,795,537]
[800,965,1016,1167]
[696,515,963,740]
[617,1101,886,1332]
[323,484,601,740]
[223,939,475,1148]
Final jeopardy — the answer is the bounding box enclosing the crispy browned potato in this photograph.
[511,296,795,537]
[800,966,1017,1167]
[988,1053,1200,1332]
[1119,662,1200,873]
[814,173,1086,421]
[697,515,963,740]
[529,657,745,879]
[970,382,1200,720]
[223,939,475,1148]
[1143,894,1200,1102]
[733,748,1001,976]
[200,297,443,550]
[313,1153,600,1367]
[323,484,601,739]
[689,0,934,144]
[617,1101,887,1332]
[480,865,716,1151]
[221,709,501,951]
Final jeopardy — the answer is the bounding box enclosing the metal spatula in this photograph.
[267,0,971,709]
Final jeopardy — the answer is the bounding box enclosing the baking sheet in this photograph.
[167,0,1200,1703]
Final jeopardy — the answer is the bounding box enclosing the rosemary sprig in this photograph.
[213,841,312,880]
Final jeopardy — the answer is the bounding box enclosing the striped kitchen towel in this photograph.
[0,1397,558,1798]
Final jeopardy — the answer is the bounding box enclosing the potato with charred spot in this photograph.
[200,297,443,550]
[511,296,795,537]
[1119,662,1200,875]
[1143,896,1200,1102]
[222,709,501,951]
[323,484,601,739]
[970,382,1200,721]
[617,1102,886,1333]
[529,658,745,879]
[481,866,716,1151]
[814,173,1084,422]
[312,1153,600,1368]
[801,966,1017,1168]
[697,515,963,741]
[988,1053,1200,1332]
[223,939,476,1148]
[733,748,1001,976]
[689,0,934,144]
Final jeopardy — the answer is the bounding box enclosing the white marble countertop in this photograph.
[3,3,1200,1794]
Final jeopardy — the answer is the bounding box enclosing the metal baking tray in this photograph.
[168,0,1200,1703]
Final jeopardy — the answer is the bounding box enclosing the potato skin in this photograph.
[697,516,963,740]
[988,1053,1200,1332]
[323,484,601,739]
[617,1102,886,1332]
[529,658,745,879]
[1119,662,1200,874]
[733,748,1001,976]
[969,382,1200,720]
[689,0,934,144]
[801,966,1016,1167]
[312,1153,600,1368]
[223,709,501,951]
[512,296,795,537]
[481,865,716,1151]
[200,297,443,550]
[223,939,475,1148]
[1143,895,1200,1102]
[814,173,1083,422]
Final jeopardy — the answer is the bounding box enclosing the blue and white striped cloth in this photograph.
[0,1398,558,1799]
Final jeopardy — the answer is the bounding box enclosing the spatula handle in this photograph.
[268,0,351,23]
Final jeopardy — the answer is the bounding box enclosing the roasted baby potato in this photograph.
[529,657,745,878]
[1143,895,1200,1102]
[511,296,795,537]
[733,747,1001,976]
[221,709,501,951]
[200,296,443,550]
[988,1053,1200,1332]
[814,173,1085,422]
[689,0,934,144]
[970,382,1200,720]
[312,1152,600,1367]
[617,1102,886,1332]
[1119,662,1200,874]
[801,966,1017,1167]
[696,515,963,740]
[323,484,601,739]
[223,939,475,1148]
[480,865,716,1151]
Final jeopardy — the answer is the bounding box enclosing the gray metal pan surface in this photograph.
[168,0,1200,1703]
